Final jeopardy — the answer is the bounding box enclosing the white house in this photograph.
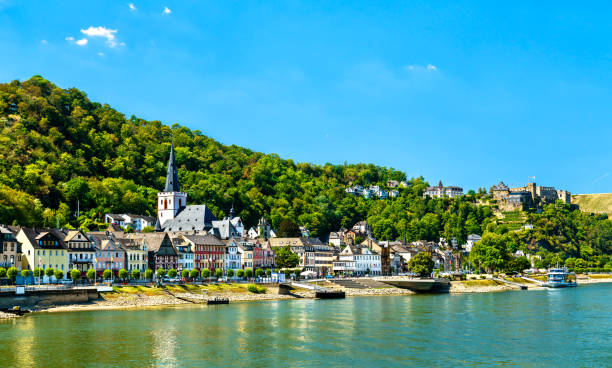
[225,238,242,272]
[463,234,482,252]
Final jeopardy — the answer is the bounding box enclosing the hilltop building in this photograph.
[423,181,463,199]
[493,181,571,211]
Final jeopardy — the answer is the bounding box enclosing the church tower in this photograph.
[157,144,187,226]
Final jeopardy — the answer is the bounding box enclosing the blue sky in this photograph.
[1,1,611,194]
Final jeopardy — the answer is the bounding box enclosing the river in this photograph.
[1,283,612,367]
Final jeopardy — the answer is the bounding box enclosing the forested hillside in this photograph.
[0,76,611,264]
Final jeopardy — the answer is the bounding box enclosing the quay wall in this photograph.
[0,289,99,308]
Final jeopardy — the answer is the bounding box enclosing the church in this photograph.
[155,144,243,238]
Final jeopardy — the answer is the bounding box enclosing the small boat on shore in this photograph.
[545,268,577,288]
[206,297,229,305]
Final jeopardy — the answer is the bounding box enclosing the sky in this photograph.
[0,1,611,194]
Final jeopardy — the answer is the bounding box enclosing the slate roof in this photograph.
[20,228,67,249]
[182,234,225,246]
[161,205,218,232]
[211,218,240,239]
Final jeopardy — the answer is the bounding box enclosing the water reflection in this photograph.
[1,285,612,367]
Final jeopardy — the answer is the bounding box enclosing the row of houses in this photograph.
[345,185,400,199]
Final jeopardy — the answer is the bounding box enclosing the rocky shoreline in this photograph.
[2,276,611,319]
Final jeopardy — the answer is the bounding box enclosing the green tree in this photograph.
[470,232,511,273]
[506,256,531,274]
[168,268,177,278]
[181,269,190,279]
[201,268,211,279]
[245,268,253,278]
[408,252,435,277]
[255,268,264,278]
[157,268,167,279]
[33,267,43,278]
[70,269,81,283]
[274,246,300,269]
[103,269,112,280]
[21,269,31,278]
[142,226,155,233]
[0,267,6,278]
[227,269,235,278]
[118,268,129,281]
[131,269,141,280]
[265,269,271,277]
[45,267,55,278]
[145,269,154,280]
[277,219,301,237]
[86,268,96,282]
[236,269,244,278]
[215,268,223,278]
[7,267,18,282]
[54,269,64,281]
[294,269,301,280]
[189,269,199,279]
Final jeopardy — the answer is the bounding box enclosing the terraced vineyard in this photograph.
[497,210,527,231]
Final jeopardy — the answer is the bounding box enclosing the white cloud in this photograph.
[80,26,119,47]
[163,6,171,14]
[427,64,437,71]
[128,3,136,11]
[76,38,88,46]
[65,36,74,41]
[98,52,105,57]
[40,39,48,45]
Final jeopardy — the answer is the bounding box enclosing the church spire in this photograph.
[164,142,180,192]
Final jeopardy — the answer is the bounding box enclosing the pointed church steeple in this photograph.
[164,143,180,192]
[229,204,235,219]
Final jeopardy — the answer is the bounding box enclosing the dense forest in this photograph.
[0,76,611,265]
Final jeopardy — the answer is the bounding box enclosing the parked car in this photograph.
[59,279,73,285]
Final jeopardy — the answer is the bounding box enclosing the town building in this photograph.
[105,214,156,232]
[225,238,242,272]
[17,228,68,273]
[63,229,95,273]
[119,235,148,273]
[463,234,482,252]
[423,180,463,198]
[143,233,178,271]
[95,238,126,273]
[0,226,22,269]
[268,237,332,275]
[181,234,225,272]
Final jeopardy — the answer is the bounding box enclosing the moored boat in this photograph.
[545,268,577,288]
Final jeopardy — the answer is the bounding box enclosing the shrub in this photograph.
[118,269,128,280]
[215,268,223,278]
[255,268,264,278]
[245,268,253,278]
[45,268,55,278]
[236,269,244,278]
[181,269,190,279]
[0,267,6,278]
[21,269,30,278]
[168,269,177,278]
[189,269,199,278]
[54,269,64,280]
[70,269,81,281]
[7,267,18,281]
[480,275,486,279]
[86,268,96,281]
[247,284,266,294]
[201,268,211,278]
[265,269,271,277]
[156,268,167,279]
[294,269,301,280]
[145,269,154,280]
[284,269,292,278]
[131,269,141,280]
[227,269,235,277]
[33,267,43,278]
[103,269,112,280]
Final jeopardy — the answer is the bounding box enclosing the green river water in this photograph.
[1,283,611,367]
